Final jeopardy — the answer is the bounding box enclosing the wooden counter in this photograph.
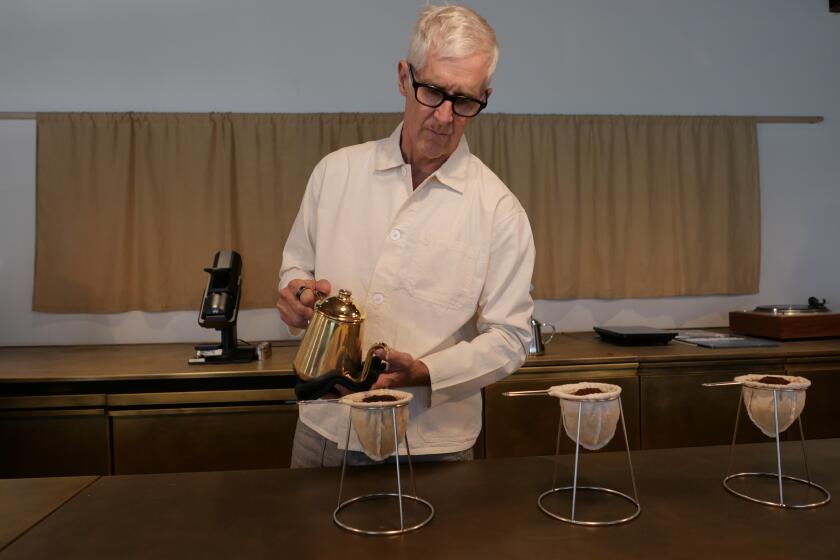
[3,334,840,477]
[529,331,840,367]
[0,342,299,384]
[1,440,838,559]
[3,333,840,383]
[0,342,302,478]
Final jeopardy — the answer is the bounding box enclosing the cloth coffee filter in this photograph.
[548,382,622,451]
[340,389,413,461]
[734,374,810,438]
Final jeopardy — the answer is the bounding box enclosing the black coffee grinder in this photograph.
[189,250,257,364]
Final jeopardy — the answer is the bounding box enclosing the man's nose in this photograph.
[433,100,454,124]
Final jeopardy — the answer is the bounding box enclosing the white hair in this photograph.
[407,4,499,88]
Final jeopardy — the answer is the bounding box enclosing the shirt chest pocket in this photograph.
[404,235,481,310]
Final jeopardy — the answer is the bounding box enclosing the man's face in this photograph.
[397,52,491,166]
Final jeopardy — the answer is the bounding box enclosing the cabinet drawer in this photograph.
[0,409,110,478]
[639,369,789,449]
[785,359,840,440]
[111,404,298,474]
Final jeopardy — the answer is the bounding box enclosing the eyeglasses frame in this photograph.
[407,64,488,118]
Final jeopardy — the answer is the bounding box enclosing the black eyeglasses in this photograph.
[408,64,487,118]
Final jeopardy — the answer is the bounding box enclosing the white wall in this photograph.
[1,0,838,346]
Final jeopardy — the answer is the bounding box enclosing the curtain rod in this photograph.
[0,112,825,124]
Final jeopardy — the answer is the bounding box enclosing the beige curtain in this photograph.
[466,115,760,299]
[34,113,401,312]
[34,112,759,313]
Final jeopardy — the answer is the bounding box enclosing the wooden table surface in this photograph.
[1,439,838,559]
[0,476,97,550]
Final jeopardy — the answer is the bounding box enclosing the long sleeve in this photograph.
[278,161,325,336]
[278,160,325,292]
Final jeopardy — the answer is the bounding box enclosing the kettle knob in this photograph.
[315,289,364,323]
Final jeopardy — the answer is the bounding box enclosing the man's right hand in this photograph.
[276,278,332,329]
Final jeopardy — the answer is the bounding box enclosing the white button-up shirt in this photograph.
[280,125,535,455]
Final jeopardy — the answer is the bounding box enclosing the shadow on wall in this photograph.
[25,307,285,346]
[29,304,203,346]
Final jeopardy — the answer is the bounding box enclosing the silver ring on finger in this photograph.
[294,285,309,301]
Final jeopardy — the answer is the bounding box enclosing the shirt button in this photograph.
[389,229,401,241]
[401,167,407,177]
[372,293,384,305]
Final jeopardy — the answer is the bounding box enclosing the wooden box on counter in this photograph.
[729,311,840,340]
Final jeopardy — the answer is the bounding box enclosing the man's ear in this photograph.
[484,87,493,102]
[397,60,409,97]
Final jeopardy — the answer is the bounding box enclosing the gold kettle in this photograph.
[293,289,386,383]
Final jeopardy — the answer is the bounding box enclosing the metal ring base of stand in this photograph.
[723,472,831,509]
[538,394,641,527]
[334,404,434,536]
[723,385,831,510]
[538,486,641,526]
[333,493,434,535]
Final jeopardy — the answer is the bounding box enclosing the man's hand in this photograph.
[371,347,431,389]
[276,278,332,329]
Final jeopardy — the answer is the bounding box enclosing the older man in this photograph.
[277,4,535,468]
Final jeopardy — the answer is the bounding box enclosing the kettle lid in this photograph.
[315,289,364,323]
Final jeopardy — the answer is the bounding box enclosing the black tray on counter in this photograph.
[594,326,678,346]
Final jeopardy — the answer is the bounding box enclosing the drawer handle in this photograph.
[702,381,744,387]
[502,389,550,397]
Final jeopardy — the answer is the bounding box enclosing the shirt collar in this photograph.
[374,123,470,194]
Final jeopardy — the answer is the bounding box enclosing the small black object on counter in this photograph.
[593,326,677,346]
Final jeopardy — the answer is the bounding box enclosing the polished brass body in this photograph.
[293,289,385,383]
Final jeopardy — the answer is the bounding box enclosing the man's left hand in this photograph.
[371,347,430,389]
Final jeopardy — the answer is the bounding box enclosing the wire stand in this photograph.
[723,386,830,509]
[538,395,640,526]
[333,403,434,535]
